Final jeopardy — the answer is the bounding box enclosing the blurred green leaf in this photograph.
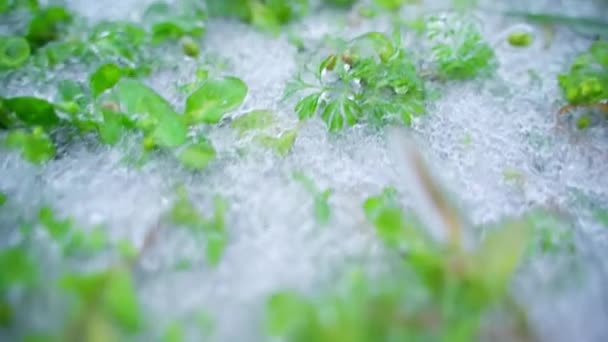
[0,35,30,68]
[185,77,248,124]
[4,127,56,164]
[177,140,216,171]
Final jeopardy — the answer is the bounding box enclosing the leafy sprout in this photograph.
[558,40,608,116]
[287,31,426,131]
[207,0,309,32]
[425,15,496,80]
[169,188,230,266]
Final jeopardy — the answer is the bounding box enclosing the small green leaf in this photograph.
[257,129,297,156]
[4,127,56,164]
[320,98,360,131]
[163,321,184,342]
[0,192,6,207]
[177,141,216,170]
[231,109,276,136]
[294,93,321,120]
[0,35,30,68]
[185,77,248,124]
[475,221,529,297]
[39,206,72,240]
[0,247,36,289]
[104,269,140,332]
[90,63,123,98]
[205,231,226,266]
[26,6,72,49]
[266,292,311,335]
[4,97,59,128]
[314,190,332,225]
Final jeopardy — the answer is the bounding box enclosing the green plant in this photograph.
[0,36,30,69]
[169,187,230,265]
[287,31,426,131]
[207,0,309,32]
[425,15,496,80]
[558,40,608,115]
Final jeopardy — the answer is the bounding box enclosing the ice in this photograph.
[1,0,608,341]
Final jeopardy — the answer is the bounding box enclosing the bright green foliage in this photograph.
[0,36,31,68]
[177,140,216,171]
[373,0,407,10]
[60,267,141,337]
[287,32,426,131]
[115,79,188,147]
[426,16,496,80]
[231,109,276,136]
[267,189,533,342]
[507,31,534,47]
[324,0,356,7]
[143,0,207,43]
[292,171,332,225]
[558,40,608,106]
[231,109,299,156]
[257,129,298,156]
[4,127,55,163]
[0,246,37,326]
[88,21,148,65]
[39,207,109,256]
[169,188,229,266]
[90,63,124,98]
[26,6,72,49]
[185,77,248,124]
[1,96,59,128]
[0,192,5,206]
[163,321,184,342]
[207,0,308,32]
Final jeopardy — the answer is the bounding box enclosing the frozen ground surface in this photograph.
[1,0,608,341]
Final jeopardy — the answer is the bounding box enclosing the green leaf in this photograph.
[320,98,360,131]
[185,77,248,124]
[0,35,30,68]
[38,206,72,240]
[26,6,72,49]
[314,190,332,225]
[90,63,123,98]
[230,109,276,136]
[163,321,184,342]
[4,127,56,164]
[177,141,216,170]
[294,93,321,120]
[266,292,311,335]
[205,230,226,266]
[98,109,127,145]
[0,247,36,290]
[0,192,6,207]
[4,97,59,128]
[104,269,140,332]
[475,221,529,297]
[257,129,298,156]
[150,114,188,148]
[115,79,187,147]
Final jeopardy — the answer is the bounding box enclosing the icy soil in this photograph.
[1,0,608,341]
